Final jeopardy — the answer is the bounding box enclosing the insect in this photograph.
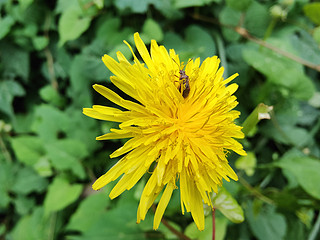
[178,69,190,98]
[173,59,191,98]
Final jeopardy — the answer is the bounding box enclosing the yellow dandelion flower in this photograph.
[83,32,246,231]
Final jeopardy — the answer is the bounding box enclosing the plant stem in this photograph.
[161,217,192,240]
[191,13,320,72]
[308,212,320,240]
[0,134,12,163]
[151,204,191,240]
[238,175,274,205]
[212,209,216,240]
[235,27,320,72]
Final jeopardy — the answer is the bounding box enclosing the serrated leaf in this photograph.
[44,177,83,216]
[0,42,30,81]
[276,155,320,199]
[11,167,48,195]
[0,80,25,118]
[0,16,15,39]
[32,104,70,141]
[212,187,244,223]
[58,8,91,46]
[45,139,88,179]
[10,136,45,166]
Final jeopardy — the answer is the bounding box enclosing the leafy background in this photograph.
[1,0,320,239]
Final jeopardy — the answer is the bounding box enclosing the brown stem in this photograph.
[238,175,274,205]
[43,13,58,90]
[191,13,320,72]
[212,209,216,240]
[161,217,192,240]
[152,204,191,240]
[44,47,58,90]
[235,27,320,72]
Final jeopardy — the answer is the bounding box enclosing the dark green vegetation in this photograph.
[1,0,320,239]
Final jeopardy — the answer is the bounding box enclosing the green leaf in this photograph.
[39,85,65,108]
[291,30,320,65]
[174,0,218,8]
[32,104,70,141]
[0,162,16,208]
[32,36,49,50]
[313,26,320,44]
[142,18,164,42]
[0,42,30,81]
[152,0,183,19]
[55,0,79,13]
[0,15,15,39]
[212,187,244,223]
[13,195,35,215]
[18,0,34,11]
[163,25,216,61]
[114,0,155,13]
[58,8,92,46]
[10,136,45,166]
[65,108,100,153]
[0,80,25,118]
[263,125,311,148]
[68,55,93,106]
[243,43,315,100]
[235,152,257,176]
[226,0,252,11]
[45,139,88,179]
[11,167,48,194]
[219,6,241,42]
[10,207,51,240]
[44,177,83,216]
[276,155,320,199]
[246,201,287,240]
[244,1,270,37]
[66,189,111,232]
[70,191,144,240]
[13,112,35,134]
[185,215,228,240]
[303,3,320,25]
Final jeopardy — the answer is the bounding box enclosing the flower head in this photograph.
[83,33,246,230]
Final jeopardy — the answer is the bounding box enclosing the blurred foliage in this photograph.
[1,0,320,239]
